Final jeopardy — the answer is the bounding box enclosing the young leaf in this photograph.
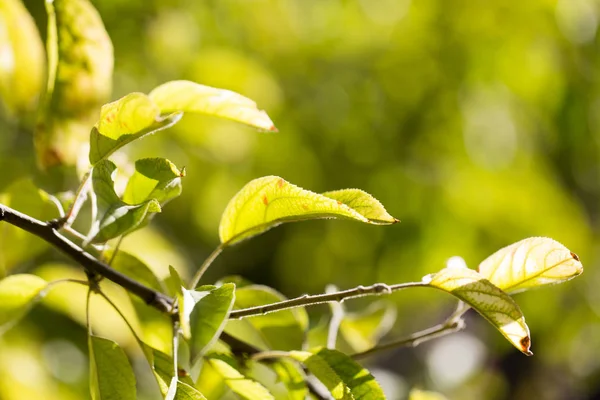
[270,360,308,400]
[89,335,136,400]
[148,80,277,131]
[321,189,397,225]
[227,285,308,351]
[424,266,532,355]
[122,158,184,205]
[219,176,398,245]
[290,347,386,400]
[477,237,583,294]
[89,93,182,165]
[339,301,397,352]
[89,159,161,243]
[0,274,47,335]
[189,283,236,365]
[207,354,275,400]
[36,0,113,168]
[0,0,45,115]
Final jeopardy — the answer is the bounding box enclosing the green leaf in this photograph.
[167,378,208,400]
[219,176,398,245]
[424,266,532,355]
[270,360,308,400]
[36,0,113,168]
[0,274,47,335]
[89,335,136,400]
[339,301,397,352]
[108,250,163,292]
[477,237,583,294]
[148,80,277,132]
[0,179,59,271]
[89,159,161,243]
[0,0,45,115]
[321,189,398,225]
[290,347,386,400]
[226,285,308,351]
[207,354,275,400]
[123,157,184,205]
[89,93,182,165]
[142,346,195,397]
[189,283,236,365]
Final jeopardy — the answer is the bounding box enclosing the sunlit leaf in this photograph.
[290,347,386,400]
[478,237,583,294]
[36,0,113,168]
[148,80,277,131]
[89,335,136,400]
[0,274,47,335]
[270,360,308,400]
[207,354,275,400]
[89,159,161,243]
[189,283,236,365]
[142,346,194,397]
[219,176,398,245]
[166,378,207,400]
[89,93,182,165]
[0,0,45,115]
[226,285,308,351]
[339,301,397,352]
[424,266,532,355]
[123,158,184,205]
[321,189,397,225]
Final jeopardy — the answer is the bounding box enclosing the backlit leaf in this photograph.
[149,80,277,131]
[478,237,583,294]
[108,250,163,292]
[290,347,386,400]
[123,157,184,205]
[270,360,308,400]
[189,283,236,365]
[0,274,47,335]
[89,335,136,400]
[339,301,397,352]
[207,354,275,400]
[219,176,398,245]
[424,266,532,355]
[142,346,194,397]
[89,159,161,243]
[89,93,182,165]
[321,189,397,225]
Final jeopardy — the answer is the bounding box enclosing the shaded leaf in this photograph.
[0,0,45,115]
[478,237,583,294]
[89,159,161,243]
[290,347,386,400]
[219,176,398,245]
[207,354,275,400]
[424,266,532,355]
[226,285,308,351]
[108,250,164,292]
[123,157,184,205]
[339,301,397,352]
[0,274,47,335]
[89,335,136,400]
[148,80,277,131]
[142,346,194,397]
[89,93,182,165]
[270,360,308,400]
[189,283,236,364]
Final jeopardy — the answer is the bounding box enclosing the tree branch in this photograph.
[229,282,426,319]
[0,202,175,314]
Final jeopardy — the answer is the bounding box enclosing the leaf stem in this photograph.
[97,290,145,346]
[54,171,92,229]
[229,281,426,319]
[188,244,224,289]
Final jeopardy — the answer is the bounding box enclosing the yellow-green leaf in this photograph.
[321,189,398,225]
[0,274,47,335]
[89,335,136,400]
[477,237,583,294]
[142,346,194,397]
[0,0,45,115]
[148,80,277,131]
[123,157,184,205]
[290,347,386,400]
[270,360,308,400]
[207,354,275,400]
[339,301,397,352]
[89,93,182,164]
[424,266,532,355]
[408,388,448,400]
[219,176,398,245]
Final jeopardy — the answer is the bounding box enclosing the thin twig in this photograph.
[326,285,344,349]
[97,290,145,346]
[0,202,174,313]
[55,171,92,229]
[229,282,426,320]
[188,244,224,289]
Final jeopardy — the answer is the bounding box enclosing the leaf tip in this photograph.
[570,251,580,262]
[392,218,400,224]
[520,336,532,356]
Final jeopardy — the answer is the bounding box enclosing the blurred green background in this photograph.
[2,0,600,399]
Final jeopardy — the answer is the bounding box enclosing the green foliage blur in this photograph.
[1,0,599,399]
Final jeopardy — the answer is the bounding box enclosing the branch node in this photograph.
[373,283,391,294]
[47,216,67,230]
